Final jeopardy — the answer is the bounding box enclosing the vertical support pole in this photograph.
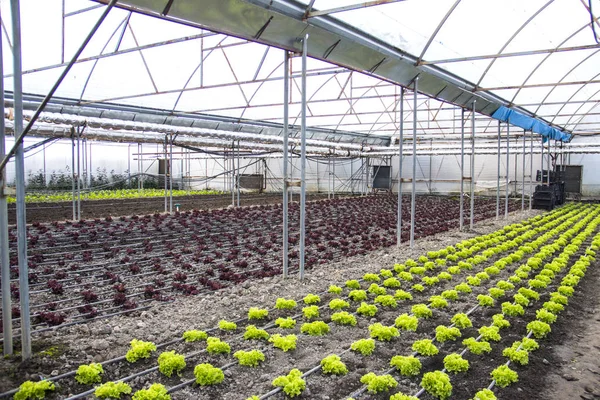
[137,143,142,191]
[396,87,404,247]
[82,138,87,191]
[496,120,500,219]
[0,21,13,355]
[42,143,46,187]
[540,137,544,184]
[231,142,235,207]
[546,140,550,185]
[505,123,510,218]
[529,132,533,210]
[299,34,308,279]
[459,108,465,230]
[236,140,240,207]
[522,130,526,210]
[163,136,168,212]
[282,50,289,278]
[350,158,353,194]
[169,134,173,212]
[469,101,475,230]
[76,127,81,220]
[410,78,418,248]
[71,132,76,221]
[332,157,335,199]
[10,0,31,360]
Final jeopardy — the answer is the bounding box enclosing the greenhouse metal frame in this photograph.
[0,0,599,360]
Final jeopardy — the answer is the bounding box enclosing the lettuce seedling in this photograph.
[125,339,156,363]
[132,383,170,400]
[269,334,297,352]
[320,354,348,375]
[14,381,56,400]
[421,371,452,400]
[360,372,398,393]
[157,351,186,377]
[412,339,439,356]
[272,369,306,398]
[390,355,421,376]
[75,363,103,385]
[94,382,132,399]
[194,363,224,386]
[234,349,265,367]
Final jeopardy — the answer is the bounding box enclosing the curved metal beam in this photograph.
[171,36,228,112]
[562,86,600,129]
[534,49,600,115]
[79,14,130,101]
[476,0,554,88]
[416,0,461,65]
[509,18,599,106]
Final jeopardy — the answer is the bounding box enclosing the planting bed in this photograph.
[0,195,517,338]
[7,193,333,224]
[4,199,598,399]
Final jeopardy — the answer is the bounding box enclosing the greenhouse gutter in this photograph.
[92,0,570,140]
[4,117,595,156]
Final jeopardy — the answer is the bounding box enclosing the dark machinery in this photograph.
[532,170,565,210]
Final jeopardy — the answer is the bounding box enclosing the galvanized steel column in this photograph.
[496,121,500,219]
[299,34,308,279]
[529,132,533,210]
[410,79,418,248]
[282,50,289,278]
[505,123,509,218]
[396,87,404,247]
[77,127,81,219]
[169,134,173,212]
[459,108,465,230]
[0,19,13,355]
[522,130,525,210]
[10,0,32,360]
[546,140,551,185]
[236,140,241,207]
[469,101,475,230]
[71,133,76,220]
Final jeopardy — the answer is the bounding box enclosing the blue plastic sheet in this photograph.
[492,106,571,142]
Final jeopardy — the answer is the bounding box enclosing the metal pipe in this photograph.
[470,101,475,230]
[0,0,118,175]
[71,133,76,221]
[76,127,81,220]
[282,51,289,279]
[236,140,241,207]
[459,108,465,230]
[10,0,31,361]
[541,136,544,185]
[231,142,235,207]
[0,17,13,355]
[396,87,404,247]
[299,34,308,279]
[169,134,173,212]
[496,121,500,219]
[163,136,168,212]
[410,79,418,248]
[529,132,533,210]
[505,123,510,218]
[332,157,335,199]
[547,140,551,185]
[522,129,525,210]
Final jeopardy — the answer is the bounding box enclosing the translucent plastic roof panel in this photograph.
[3,0,600,145]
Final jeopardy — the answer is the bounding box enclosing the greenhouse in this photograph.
[1,0,600,399]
